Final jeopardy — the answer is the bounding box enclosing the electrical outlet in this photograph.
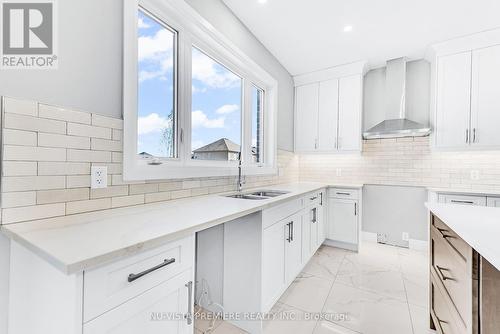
[336,168,342,177]
[470,170,480,181]
[402,232,409,242]
[278,168,284,177]
[91,166,108,189]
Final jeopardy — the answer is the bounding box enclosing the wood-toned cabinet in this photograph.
[433,42,500,150]
[429,213,500,334]
[294,73,363,153]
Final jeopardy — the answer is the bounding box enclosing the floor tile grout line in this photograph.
[400,252,418,334]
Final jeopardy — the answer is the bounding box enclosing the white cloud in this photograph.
[192,110,225,129]
[216,104,239,115]
[192,85,207,94]
[138,113,172,135]
[138,29,174,83]
[192,49,240,89]
[138,17,150,29]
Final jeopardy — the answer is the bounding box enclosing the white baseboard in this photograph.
[361,231,377,242]
[361,231,428,251]
[323,239,358,252]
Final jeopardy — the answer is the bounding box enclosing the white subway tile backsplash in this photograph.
[90,185,128,199]
[2,203,66,224]
[38,162,90,176]
[38,133,90,149]
[90,138,122,152]
[66,198,111,215]
[2,176,66,192]
[67,149,112,163]
[38,104,91,124]
[3,145,66,162]
[67,123,111,139]
[66,175,91,188]
[3,161,37,176]
[0,98,298,223]
[3,129,37,146]
[37,188,90,204]
[3,97,37,116]
[92,114,123,129]
[2,191,37,208]
[4,113,66,134]
[111,194,144,208]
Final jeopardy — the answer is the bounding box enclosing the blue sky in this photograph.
[137,10,242,158]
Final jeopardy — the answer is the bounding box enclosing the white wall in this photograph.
[185,0,295,151]
[0,0,123,118]
[0,0,295,151]
[363,59,431,131]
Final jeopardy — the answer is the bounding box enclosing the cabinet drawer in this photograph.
[329,188,359,200]
[431,276,466,334]
[83,235,194,322]
[262,197,303,229]
[437,194,486,206]
[432,215,470,261]
[84,269,192,334]
[431,227,469,324]
[304,191,322,206]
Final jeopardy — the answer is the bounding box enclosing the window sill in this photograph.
[123,161,277,181]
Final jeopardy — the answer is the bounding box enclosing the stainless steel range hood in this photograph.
[363,57,431,140]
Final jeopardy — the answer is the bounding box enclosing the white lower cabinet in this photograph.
[284,213,303,283]
[262,219,286,307]
[487,197,500,207]
[7,235,195,334]
[327,190,360,248]
[437,193,487,206]
[84,270,192,334]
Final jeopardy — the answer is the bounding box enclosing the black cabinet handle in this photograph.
[336,192,351,196]
[436,265,454,281]
[128,258,176,282]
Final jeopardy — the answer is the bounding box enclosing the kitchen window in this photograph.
[123,0,277,180]
[191,47,242,162]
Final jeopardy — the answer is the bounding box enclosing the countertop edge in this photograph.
[2,182,363,274]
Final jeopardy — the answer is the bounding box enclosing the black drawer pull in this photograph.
[128,258,176,282]
[310,196,318,201]
[436,265,455,282]
[450,199,474,205]
[336,192,351,196]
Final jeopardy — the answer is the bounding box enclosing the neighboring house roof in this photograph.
[139,152,153,157]
[193,138,240,153]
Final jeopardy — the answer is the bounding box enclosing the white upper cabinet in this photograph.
[435,52,472,149]
[318,79,339,150]
[431,29,500,150]
[338,75,362,151]
[471,45,500,147]
[295,83,319,151]
[294,61,366,153]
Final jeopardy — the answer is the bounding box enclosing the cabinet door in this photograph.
[301,210,312,262]
[436,52,472,148]
[487,197,500,207]
[471,45,500,147]
[318,79,339,151]
[327,199,358,244]
[262,220,286,308]
[83,269,192,334]
[295,83,319,152]
[317,197,326,247]
[337,75,362,151]
[284,213,303,283]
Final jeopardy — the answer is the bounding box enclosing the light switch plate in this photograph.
[470,170,480,180]
[336,168,342,177]
[91,166,108,189]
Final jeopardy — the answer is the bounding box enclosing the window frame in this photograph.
[123,0,277,180]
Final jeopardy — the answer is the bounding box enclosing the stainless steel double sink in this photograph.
[225,190,290,200]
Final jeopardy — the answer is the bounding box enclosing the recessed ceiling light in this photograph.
[343,25,353,32]
[258,0,268,4]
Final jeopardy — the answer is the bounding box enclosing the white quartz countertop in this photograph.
[1,182,362,274]
[426,202,500,271]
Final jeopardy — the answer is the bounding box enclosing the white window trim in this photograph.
[123,0,278,181]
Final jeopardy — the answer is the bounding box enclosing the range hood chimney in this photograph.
[363,57,431,140]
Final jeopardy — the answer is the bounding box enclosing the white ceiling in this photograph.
[222,0,500,75]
